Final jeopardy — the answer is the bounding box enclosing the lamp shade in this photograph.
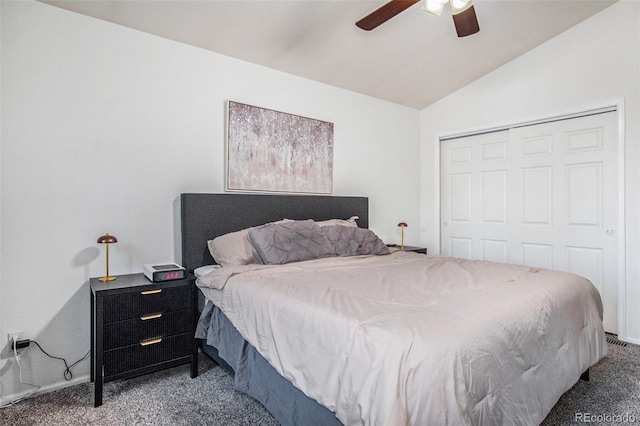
[422,0,447,16]
[397,222,408,228]
[97,233,118,244]
[450,0,473,15]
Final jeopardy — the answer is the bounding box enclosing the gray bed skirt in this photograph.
[196,302,342,426]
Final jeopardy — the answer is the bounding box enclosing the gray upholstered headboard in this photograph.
[180,193,369,273]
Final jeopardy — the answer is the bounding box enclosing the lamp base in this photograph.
[98,276,117,282]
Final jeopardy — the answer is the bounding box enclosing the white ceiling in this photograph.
[41,0,616,109]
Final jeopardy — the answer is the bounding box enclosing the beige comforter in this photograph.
[197,251,607,425]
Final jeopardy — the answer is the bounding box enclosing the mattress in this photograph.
[196,251,608,425]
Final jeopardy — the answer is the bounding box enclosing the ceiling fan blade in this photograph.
[356,0,420,31]
[452,4,480,37]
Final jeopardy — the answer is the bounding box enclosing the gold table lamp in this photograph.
[397,222,407,249]
[97,233,118,282]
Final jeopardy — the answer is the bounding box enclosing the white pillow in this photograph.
[207,229,262,266]
[207,219,293,266]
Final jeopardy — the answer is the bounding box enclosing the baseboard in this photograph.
[0,374,90,407]
[622,336,640,346]
[608,332,640,346]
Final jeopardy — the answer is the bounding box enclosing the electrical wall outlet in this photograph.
[8,331,23,344]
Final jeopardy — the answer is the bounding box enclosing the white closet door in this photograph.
[441,112,619,333]
[440,130,511,262]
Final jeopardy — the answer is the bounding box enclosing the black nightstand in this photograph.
[388,245,427,254]
[401,246,427,254]
[90,273,198,407]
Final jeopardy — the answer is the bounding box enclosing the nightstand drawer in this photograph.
[103,332,192,378]
[103,284,192,322]
[103,309,193,349]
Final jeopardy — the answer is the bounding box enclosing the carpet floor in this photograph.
[542,337,639,425]
[1,339,638,425]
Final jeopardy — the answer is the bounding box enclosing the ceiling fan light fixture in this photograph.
[422,0,447,16]
[450,0,473,15]
[356,0,479,37]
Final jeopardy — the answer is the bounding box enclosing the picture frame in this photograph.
[226,101,334,194]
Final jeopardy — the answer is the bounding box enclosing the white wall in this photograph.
[0,1,420,402]
[420,1,640,342]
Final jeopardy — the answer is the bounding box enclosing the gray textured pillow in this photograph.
[248,220,335,265]
[321,226,390,256]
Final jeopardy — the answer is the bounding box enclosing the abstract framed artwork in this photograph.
[226,101,334,194]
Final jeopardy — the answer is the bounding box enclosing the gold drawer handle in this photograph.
[140,313,162,321]
[141,289,162,295]
[140,338,162,346]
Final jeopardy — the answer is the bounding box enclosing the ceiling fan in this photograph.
[356,0,480,37]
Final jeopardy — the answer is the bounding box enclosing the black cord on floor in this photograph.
[30,341,91,381]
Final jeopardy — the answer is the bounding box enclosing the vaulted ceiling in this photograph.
[41,0,616,109]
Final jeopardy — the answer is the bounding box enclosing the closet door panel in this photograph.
[440,112,618,332]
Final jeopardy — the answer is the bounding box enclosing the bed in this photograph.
[180,193,607,426]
